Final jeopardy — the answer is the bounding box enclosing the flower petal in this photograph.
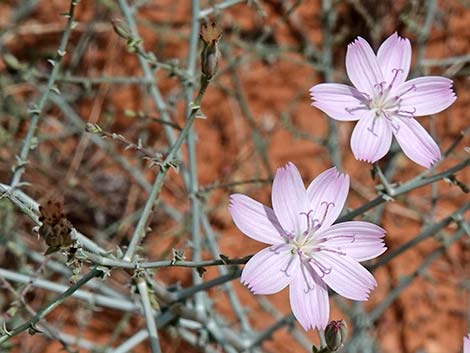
[395,77,456,116]
[314,252,377,301]
[377,32,411,87]
[309,83,366,121]
[241,245,299,295]
[289,263,329,330]
[318,221,386,262]
[351,111,393,163]
[272,162,308,234]
[229,194,286,245]
[393,117,441,168]
[346,37,384,94]
[306,167,350,230]
[464,334,470,353]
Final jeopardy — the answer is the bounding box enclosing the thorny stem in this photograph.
[337,158,469,222]
[321,0,341,168]
[369,227,468,322]
[186,0,206,320]
[122,76,211,262]
[136,278,162,353]
[9,0,79,188]
[0,267,102,344]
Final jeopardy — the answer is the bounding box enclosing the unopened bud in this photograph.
[111,18,132,40]
[200,21,222,78]
[85,123,102,134]
[325,320,347,352]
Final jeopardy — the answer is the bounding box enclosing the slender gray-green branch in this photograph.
[0,267,102,344]
[10,0,79,188]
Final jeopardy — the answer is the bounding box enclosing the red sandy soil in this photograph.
[0,1,468,353]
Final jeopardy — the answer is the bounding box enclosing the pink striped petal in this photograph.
[395,77,456,116]
[272,162,308,235]
[314,252,377,301]
[241,245,299,295]
[393,117,441,168]
[377,32,411,87]
[306,167,350,230]
[318,221,386,261]
[346,37,384,94]
[289,263,329,330]
[309,83,365,121]
[351,111,392,163]
[229,194,286,245]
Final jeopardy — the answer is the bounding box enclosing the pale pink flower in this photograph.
[310,32,456,168]
[464,334,470,353]
[228,162,386,330]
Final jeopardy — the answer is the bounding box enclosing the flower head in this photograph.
[464,334,469,353]
[310,32,456,168]
[228,162,386,330]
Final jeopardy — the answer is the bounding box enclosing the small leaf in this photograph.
[196,267,207,278]
[219,254,230,264]
[44,246,60,255]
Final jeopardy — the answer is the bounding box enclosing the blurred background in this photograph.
[0,0,469,352]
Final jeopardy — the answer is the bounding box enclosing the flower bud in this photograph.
[111,18,132,40]
[324,320,347,352]
[200,21,222,79]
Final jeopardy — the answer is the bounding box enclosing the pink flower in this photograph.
[228,162,386,330]
[464,334,470,353]
[310,32,456,168]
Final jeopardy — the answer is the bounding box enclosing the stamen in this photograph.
[300,210,314,234]
[309,201,336,234]
[382,111,400,133]
[280,231,295,242]
[313,246,346,256]
[395,107,416,119]
[395,84,416,100]
[367,116,379,137]
[300,263,315,293]
[310,258,332,278]
[388,68,403,89]
[270,243,287,254]
[356,90,372,101]
[345,105,368,115]
[374,81,386,96]
[320,234,356,243]
[320,202,335,224]
[281,255,296,277]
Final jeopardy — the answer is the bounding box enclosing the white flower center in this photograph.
[345,68,418,135]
